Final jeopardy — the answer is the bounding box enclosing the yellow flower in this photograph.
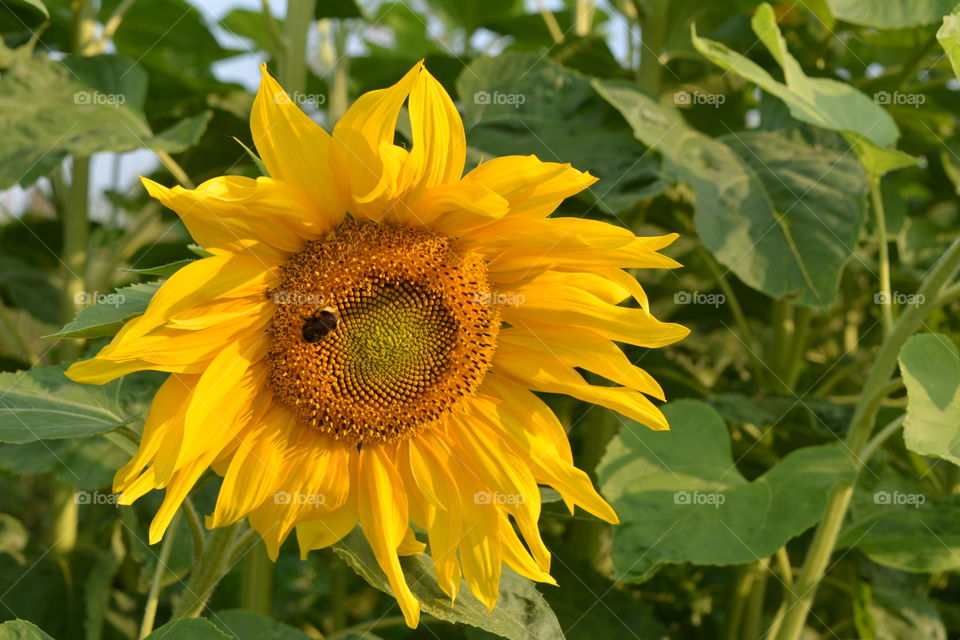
[66,62,688,626]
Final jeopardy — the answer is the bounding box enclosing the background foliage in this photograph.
[1,0,960,639]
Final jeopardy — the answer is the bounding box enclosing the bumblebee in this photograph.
[301,307,339,343]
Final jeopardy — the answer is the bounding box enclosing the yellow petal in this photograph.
[494,344,670,431]
[463,155,596,218]
[357,444,420,627]
[177,333,269,472]
[398,66,465,195]
[404,433,464,599]
[113,373,198,493]
[142,175,331,257]
[499,325,665,400]
[251,65,347,221]
[333,62,421,220]
[505,274,689,349]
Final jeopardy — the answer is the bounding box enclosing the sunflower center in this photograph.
[266,220,499,444]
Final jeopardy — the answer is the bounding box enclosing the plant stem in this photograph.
[240,541,273,616]
[155,151,194,189]
[139,512,180,639]
[171,523,242,619]
[783,306,812,389]
[870,177,894,335]
[278,0,317,95]
[330,554,348,630]
[769,299,792,391]
[743,558,770,640]
[329,20,350,124]
[567,406,617,567]
[59,156,90,362]
[860,414,906,462]
[574,0,594,35]
[635,0,666,91]
[774,237,960,640]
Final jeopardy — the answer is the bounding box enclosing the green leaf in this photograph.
[212,610,314,640]
[221,9,275,53]
[598,399,857,581]
[0,365,133,444]
[898,333,960,466]
[425,0,522,32]
[149,111,214,153]
[145,619,235,640]
[841,482,960,572]
[594,80,867,306]
[333,528,564,640]
[0,54,210,188]
[0,256,61,324]
[458,54,666,214]
[122,259,194,278]
[0,620,55,640]
[48,281,159,340]
[0,0,49,34]
[691,3,913,177]
[315,0,362,19]
[826,0,956,29]
[938,9,960,80]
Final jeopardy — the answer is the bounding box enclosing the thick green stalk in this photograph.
[635,0,666,91]
[171,524,242,619]
[774,238,960,640]
[139,513,180,639]
[278,0,317,95]
[239,542,273,616]
[870,177,894,335]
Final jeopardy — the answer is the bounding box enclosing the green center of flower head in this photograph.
[266,220,500,444]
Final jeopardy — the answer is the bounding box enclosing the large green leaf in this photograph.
[594,80,866,306]
[457,54,666,215]
[333,528,564,640]
[0,365,133,444]
[212,610,314,640]
[691,3,914,178]
[145,619,235,640]
[826,0,956,29]
[48,281,160,340]
[0,620,55,640]
[898,333,960,466]
[0,54,210,188]
[598,399,857,581]
[841,482,960,572]
[938,10,960,87]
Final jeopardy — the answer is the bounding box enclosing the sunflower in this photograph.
[66,62,688,626]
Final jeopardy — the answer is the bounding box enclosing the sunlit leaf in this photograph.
[598,399,857,581]
[333,528,564,640]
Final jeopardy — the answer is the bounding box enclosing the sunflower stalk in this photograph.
[774,237,960,640]
[171,522,243,619]
[278,0,317,96]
